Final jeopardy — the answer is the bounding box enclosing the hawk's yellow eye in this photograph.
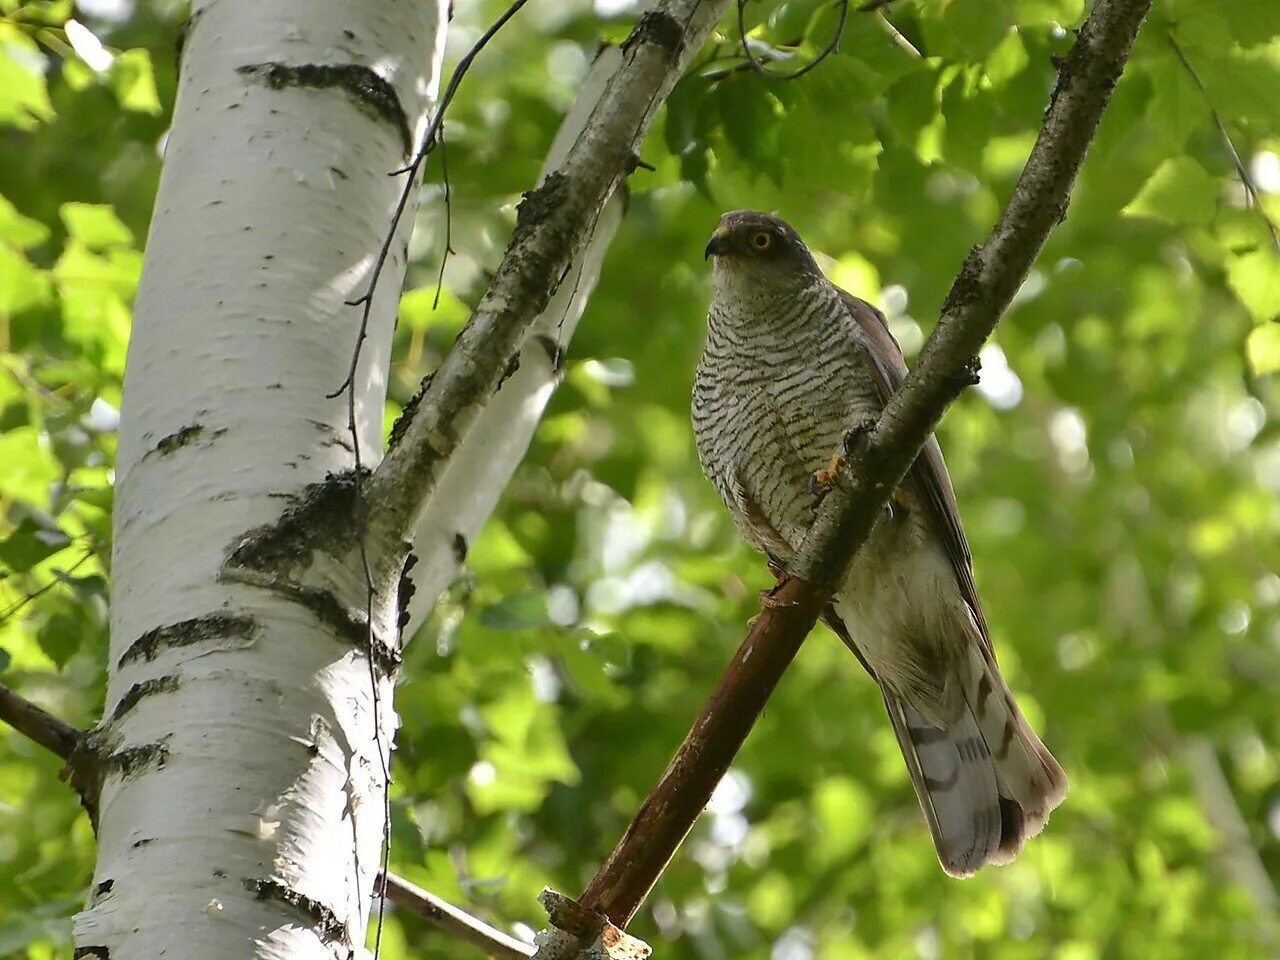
[750,232,772,251]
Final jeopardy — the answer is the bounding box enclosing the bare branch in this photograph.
[363,0,733,576]
[735,0,850,81]
[1166,32,1280,258]
[575,0,1154,927]
[0,680,81,761]
[380,873,535,960]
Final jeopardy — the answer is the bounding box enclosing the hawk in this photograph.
[694,210,1066,876]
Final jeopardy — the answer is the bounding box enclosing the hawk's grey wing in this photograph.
[835,287,992,649]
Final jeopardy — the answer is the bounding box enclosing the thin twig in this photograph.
[433,124,456,310]
[328,0,536,400]
[0,548,96,625]
[576,0,1154,927]
[1167,32,1280,257]
[875,9,921,59]
[736,0,849,81]
[380,873,535,960]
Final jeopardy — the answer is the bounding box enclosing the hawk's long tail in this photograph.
[882,645,1067,877]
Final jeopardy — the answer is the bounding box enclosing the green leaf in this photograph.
[1201,46,1280,126]
[1122,157,1218,225]
[1142,53,1204,150]
[1227,248,1280,320]
[0,32,55,129]
[1219,0,1280,46]
[60,203,134,250]
[0,194,51,249]
[1015,0,1084,25]
[36,613,81,669]
[985,28,1030,87]
[1246,322,1280,374]
[109,49,162,115]
[478,591,551,630]
[0,245,52,314]
[0,517,71,574]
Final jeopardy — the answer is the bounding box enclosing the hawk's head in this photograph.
[704,210,821,293]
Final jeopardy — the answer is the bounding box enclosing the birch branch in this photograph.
[381,873,536,960]
[0,680,80,761]
[402,0,723,635]
[363,0,733,577]
[572,0,1154,928]
[399,45,627,636]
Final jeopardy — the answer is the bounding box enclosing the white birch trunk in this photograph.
[75,1,447,956]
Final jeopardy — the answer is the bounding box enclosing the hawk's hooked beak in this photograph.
[704,228,731,260]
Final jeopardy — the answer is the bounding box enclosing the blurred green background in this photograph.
[3,0,1280,956]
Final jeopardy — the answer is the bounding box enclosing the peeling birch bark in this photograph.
[78,1,448,956]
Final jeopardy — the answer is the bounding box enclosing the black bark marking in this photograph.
[388,374,430,450]
[452,533,469,563]
[245,878,348,944]
[286,583,401,674]
[623,9,684,56]
[153,424,201,456]
[118,613,256,668]
[535,334,564,377]
[495,351,521,393]
[110,676,180,722]
[237,62,412,156]
[228,471,363,574]
[104,740,169,781]
[396,551,418,634]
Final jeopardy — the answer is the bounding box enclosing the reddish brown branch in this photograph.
[574,0,1152,931]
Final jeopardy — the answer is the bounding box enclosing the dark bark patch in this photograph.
[512,172,569,248]
[396,551,417,634]
[496,351,521,393]
[104,740,169,781]
[388,373,431,450]
[228,471,362,574]
[245,877,348,944]
[267,580,401,677]
[623,9,683,56]
[153,424,200,456]
[110,676,180,723]
[452,533,468,564]
[74,948,109,959]
[237,62,411,156]
[534,334,564,377]
[118,613,256,668]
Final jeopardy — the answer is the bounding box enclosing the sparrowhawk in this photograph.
[694,210,1066,876]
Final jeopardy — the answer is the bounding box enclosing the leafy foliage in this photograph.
[3,0,1280,957]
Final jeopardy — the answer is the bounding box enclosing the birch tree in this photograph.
[72,0,448,955]
[3,0,1280,958]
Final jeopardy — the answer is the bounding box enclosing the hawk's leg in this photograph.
[758,558,798,609]
[807,453,847,500]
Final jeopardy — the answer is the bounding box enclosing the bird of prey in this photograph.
[694,210,1066,876]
